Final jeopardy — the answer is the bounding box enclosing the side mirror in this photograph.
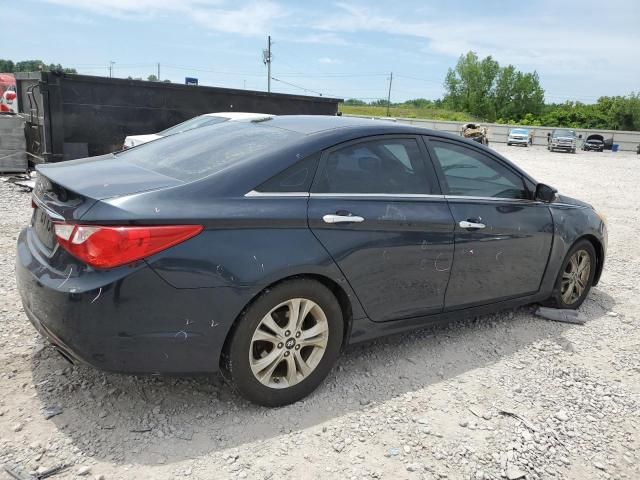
[535,183,557,203]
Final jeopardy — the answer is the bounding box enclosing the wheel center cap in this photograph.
[285,338,296,349]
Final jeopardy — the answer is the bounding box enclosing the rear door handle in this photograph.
[323,214,365,224]
[459,220,486,229]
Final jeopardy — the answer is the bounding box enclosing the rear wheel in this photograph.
[545,240,596,309]
[223,279,343,407]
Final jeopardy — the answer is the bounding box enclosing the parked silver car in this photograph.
[507,128,532,147]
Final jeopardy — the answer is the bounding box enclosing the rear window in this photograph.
[117,122,301,182]
[159,115,228,136]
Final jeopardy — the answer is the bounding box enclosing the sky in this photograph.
[3,0,639,103]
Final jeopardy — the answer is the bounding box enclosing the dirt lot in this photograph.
[1,145,639,480]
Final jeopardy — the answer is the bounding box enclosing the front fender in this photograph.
[539,202,607,294]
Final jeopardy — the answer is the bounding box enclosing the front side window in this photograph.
[429,140,528,199]
[313,138,434,194]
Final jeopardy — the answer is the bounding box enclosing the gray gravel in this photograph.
[1,145,639,480]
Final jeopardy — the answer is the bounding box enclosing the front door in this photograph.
[425,138,554,309]
[308,136,455,322]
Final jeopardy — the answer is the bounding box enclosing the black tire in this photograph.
[223,279,344,407]
[545,239,597,309]
[571,148,576,154]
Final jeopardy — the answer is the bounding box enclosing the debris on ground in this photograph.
[41,404,63,420]
[535,306,587,324]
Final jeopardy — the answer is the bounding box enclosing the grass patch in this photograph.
[340,104,474,122]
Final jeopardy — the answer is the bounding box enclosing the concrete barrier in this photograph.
[346,115,640,152]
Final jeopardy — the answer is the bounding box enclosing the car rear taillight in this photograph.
[53,224,203,269]
[5,91,16,101]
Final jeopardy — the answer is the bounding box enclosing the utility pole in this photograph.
[386,72,393,117]
[109,61,115,78]
[157,62,160,80]
[263,36,272,93]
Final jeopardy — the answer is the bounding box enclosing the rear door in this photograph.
[425,137,553,309]
[308,135,455,322]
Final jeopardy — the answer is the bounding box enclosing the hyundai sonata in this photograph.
[17,116,607,406]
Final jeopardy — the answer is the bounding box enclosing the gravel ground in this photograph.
[1,145,639,480]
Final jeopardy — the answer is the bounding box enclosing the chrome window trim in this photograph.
[244,190,309,198]
[444,195,542,204]
[310,193,446,199]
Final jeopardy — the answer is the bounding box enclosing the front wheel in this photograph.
[223,279,344,407]
[545,240,596,309]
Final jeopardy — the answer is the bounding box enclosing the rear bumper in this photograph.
[16,227,243,374]
[508,138,528,144]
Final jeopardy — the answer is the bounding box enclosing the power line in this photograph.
[395,73,443,85]
[276,72,388,78]
[163,64,264,76]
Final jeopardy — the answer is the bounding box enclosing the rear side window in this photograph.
[313,138,435,194]
[256,154,320,193]
[118,122,301,182]
[429,140,528,199]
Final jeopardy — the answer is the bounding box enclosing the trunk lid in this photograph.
[32,154,183,252]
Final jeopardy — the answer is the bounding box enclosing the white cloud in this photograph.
[318,57,342,65]
[45,0,286,35]
[288,32,351,46]
[314,2,640,77]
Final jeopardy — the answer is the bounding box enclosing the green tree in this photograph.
[0,59,77,74]
[147,74,158,82]
[443,51,544,122]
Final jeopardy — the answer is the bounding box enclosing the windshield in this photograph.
[510,129,529,135]
[116,122,302,182]
[159,115,229,136]
[554,129,576,137]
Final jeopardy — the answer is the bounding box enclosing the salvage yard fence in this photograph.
[346,115,640,152]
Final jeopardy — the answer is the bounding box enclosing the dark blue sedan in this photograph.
[16,116,607,406]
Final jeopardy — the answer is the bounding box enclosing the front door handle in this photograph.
[459,220,486,229]
[323,214,365,224]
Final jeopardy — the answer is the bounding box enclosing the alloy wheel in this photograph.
[249,298,329,389]
[560,249,591,305]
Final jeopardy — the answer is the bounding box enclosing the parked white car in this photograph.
[123,112,274,148]
[507,128,532,147]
